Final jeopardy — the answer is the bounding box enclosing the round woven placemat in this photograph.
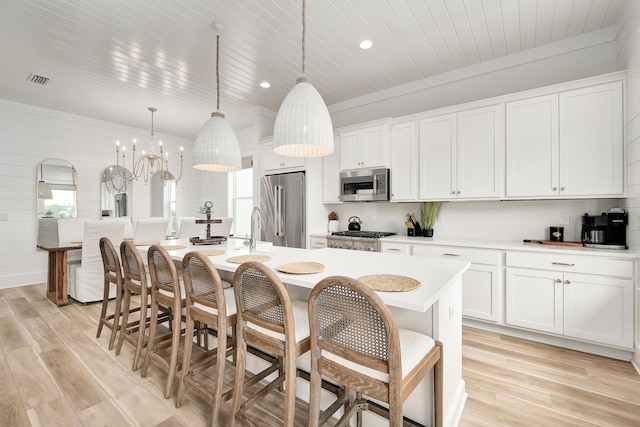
[226,254,271,264]
[357,274,420,292]
[161,244,187,250]
[199,249,225,256]
[133,241,160,246]
[276,262,325,275]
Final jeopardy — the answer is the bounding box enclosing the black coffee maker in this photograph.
[581,208,627,249]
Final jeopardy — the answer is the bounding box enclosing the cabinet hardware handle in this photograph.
[555,279,562,283]
[451,191,456,195]
[551,262,575,266]
[443,253,460,257]
[552,187,558,191]
[564,279,571,284]
[457,190,461,194]
[388,248,400,251]
[560,187,566,191]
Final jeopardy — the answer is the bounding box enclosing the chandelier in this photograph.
[111,107,184,185]
[273,0,334,157]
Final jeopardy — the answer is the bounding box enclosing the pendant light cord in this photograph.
[216,33,220,111]
[301,0,306,76]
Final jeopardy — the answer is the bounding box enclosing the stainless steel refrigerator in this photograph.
[260,171,306,248]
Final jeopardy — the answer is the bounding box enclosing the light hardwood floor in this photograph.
[1,283,639,426]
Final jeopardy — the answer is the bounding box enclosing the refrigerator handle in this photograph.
[275,185,284,237]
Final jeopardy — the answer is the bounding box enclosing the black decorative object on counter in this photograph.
[423,228,434,238]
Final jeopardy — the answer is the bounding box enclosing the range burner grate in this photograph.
[331,231,396,239]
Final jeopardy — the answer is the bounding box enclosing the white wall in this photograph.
[0,100,205,287]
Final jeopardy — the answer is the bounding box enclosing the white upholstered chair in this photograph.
[210,217,233,237]
[176,217,204,239]
[134,217,169,242]
[57,218,86,262]
[103,217,134,240]
[68,219,125,303]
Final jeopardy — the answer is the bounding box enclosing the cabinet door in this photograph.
[559,82,623,196]
[506,267,563,334]
[264,142,305,171]
[505,95,559,197]
[390,121,418,201]
[462,264,500,322]
[456,105,503,199]
[563,273,633,348]
[322,136,341,203]
[340,131,361,170]
[360,125,389,168]
[419,114,456,199]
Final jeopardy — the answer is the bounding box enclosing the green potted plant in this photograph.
[420,202,445,237]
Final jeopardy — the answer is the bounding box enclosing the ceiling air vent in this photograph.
[27,73,50,85]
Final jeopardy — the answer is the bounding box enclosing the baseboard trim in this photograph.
[463,318,633,361]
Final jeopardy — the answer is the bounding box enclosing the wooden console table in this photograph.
[37,243,82,306]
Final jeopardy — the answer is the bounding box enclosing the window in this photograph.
[228,158,253,237]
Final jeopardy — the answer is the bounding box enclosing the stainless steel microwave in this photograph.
[339,168,390,202]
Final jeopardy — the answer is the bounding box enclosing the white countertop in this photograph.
[380,235,640,258]
[139,238,470,313]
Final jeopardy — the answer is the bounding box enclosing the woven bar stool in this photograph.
[141,244,187,399]
[230,261,311,427]
[116,240,170,371]
[97,237,124,350]
[307,276,443,427]
[175,251,237,423]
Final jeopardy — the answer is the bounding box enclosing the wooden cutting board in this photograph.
[523,239,583,247]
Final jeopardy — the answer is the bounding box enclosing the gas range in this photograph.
[326,231,396,252]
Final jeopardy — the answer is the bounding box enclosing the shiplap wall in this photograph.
[0,100,230,287]
[615,0,640,372]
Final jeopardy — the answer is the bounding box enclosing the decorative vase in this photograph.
[328,220,339,233]
[423,228,434,237]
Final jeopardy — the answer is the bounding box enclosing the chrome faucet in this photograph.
[249,206,262,252]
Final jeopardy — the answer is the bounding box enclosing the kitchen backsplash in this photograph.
[323,199,621,243]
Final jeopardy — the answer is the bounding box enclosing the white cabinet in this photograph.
[505,251,633,349]
[390,121,418,201]
[339,122,390,170]
[380,241,503,323]
[419,105,503,200]
[322,136,341,203]
[263,139,305,172]
[309,236,328,249]
[505,81,623,198]
[412,245,502,322]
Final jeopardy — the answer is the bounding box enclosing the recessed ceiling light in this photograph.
[359,39,373,50]
[260,81,271,88]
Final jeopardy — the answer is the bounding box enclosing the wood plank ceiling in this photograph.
[0,0,629,138]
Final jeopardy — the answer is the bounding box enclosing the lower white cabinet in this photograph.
[309,236,327,249]
[505,252,634,349]
[380,241,503,322]
[412,245,502,322]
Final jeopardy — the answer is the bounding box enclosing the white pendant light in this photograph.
[193,21,241,172]
[273,0,334,158]
[38,164,53,199]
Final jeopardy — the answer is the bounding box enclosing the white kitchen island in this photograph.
[142,239,470,426]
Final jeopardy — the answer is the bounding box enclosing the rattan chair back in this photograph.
[234,261,291,337]
[97,237,124,350]
[309,276,399,389]
[182,251,227,324]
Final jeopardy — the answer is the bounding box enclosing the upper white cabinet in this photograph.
[339,120,390,171]
[419,105,503,200]
[506,81,623,198]
[390,121,418,201]
[263,138,305,172]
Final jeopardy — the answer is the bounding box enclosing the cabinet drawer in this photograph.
[506,251,633,278]
[413,244,502,265]
[380,242,411,255]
